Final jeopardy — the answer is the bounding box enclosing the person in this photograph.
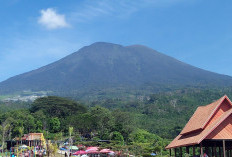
[25,151,29,157]
[65,152,67,157]
[203,153,208,157]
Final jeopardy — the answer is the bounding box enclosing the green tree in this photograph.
[129,129,161,143]
[49,117,60,133]
[24,114,35,133]
[68,126,73,157]
[110,131,124,145]
[30,96,87,118]
[112,110,135,140]
[69,112,93,135]
[35,120,43,132]
[0,118,12,154]
[90,106,114,139]
[54,132,63,144]
[33,110,47,130]
[18,126,24,145]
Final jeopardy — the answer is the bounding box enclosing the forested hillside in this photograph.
[2,87,232,139]
[1,87,232,155]
[88,87,232,138]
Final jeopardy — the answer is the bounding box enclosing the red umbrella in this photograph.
[73,150,87,155]
[86,146,99,150]
[86,149,99,154]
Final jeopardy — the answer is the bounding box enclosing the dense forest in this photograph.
[87,87,232,138]
[0,96,169,156]
[0,87,232,156]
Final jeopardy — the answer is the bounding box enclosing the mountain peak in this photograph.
[88,42,123,48]
[127,44,150,49]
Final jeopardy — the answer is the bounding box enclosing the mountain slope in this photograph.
[0,42,232,94]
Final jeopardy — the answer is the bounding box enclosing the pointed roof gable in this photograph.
[180,96,230,135]
[166,95,232,149]
[14,133,44,141]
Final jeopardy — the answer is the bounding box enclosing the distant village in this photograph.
[2,91,48,102]
[3,95,45,102]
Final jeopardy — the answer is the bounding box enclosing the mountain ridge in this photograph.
[1,42,232,95]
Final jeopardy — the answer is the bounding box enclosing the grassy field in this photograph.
[0,95,12,100]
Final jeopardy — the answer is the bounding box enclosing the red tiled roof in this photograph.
[180,96,226,135]
[206,114,232,140]
[15,133,44,141]
[166,95,232,149]
[26,133,43,140]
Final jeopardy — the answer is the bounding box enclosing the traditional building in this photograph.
[166,95,232,157]
[7,133,46,149]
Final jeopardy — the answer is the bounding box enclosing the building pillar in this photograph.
[215,143,217,157]
[170,149,171,157]
[180,147,182,157]
[219,147,222,157]
[201,143,204,157]
[186,146,189,155]
[205,146,208,157]
[193,146,196,157]
[174,148,177,157]
[223,140,226,157]
[212,146,215,157]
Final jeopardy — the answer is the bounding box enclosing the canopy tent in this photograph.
[86,149,99,154]
[86,146,99,151]
[18,145,28,149]
[100,149,114,154]
[73,150,87,155]
[108,152,115,156]
[86,146,99,154]
[60,148,66,151]
[68,146,79,150]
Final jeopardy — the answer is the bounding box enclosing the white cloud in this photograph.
[38,8,69,29]
[69,0,192,23]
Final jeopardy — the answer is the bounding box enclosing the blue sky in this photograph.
[1,0,232,82]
